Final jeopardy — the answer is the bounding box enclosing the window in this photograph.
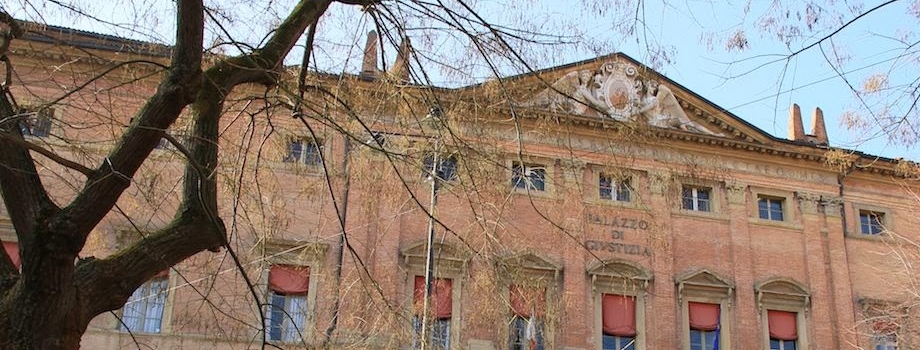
[602,294,636,350]
[283,138,322,165]
[423,154,458,182]
[120,274,169,333]
[512,162,547,191]
[768,310,798,350]
[265,265,310,342]
[509,285,546,350]
[413,276,452,350]
[873,334,897,350]
[599,174,631,202]
[758,196,785,221]
[677,270,732,350]
[756,279,809,350]
[688,302,720,350]
[859,211,885,235]
[18,107,53,137]
[589,260,651,350]
[681,186,711,212]
[2,241,20,270]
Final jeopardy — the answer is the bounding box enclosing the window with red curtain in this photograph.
[510,285,546,318]
[767,310,798,341]
[3,241,20,270]
[602,294,636,337]
[414,276,452,319]
[269,265,310,295]
[689,302,720,331]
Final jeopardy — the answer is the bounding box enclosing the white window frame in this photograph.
[599,173,632,203]
[265,290,309,342]
[512,161,549,192]
[757,195,786,221]
[681,185,712,212]
[283,137,323,166]
[119,275,170,334]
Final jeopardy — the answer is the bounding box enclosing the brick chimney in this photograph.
[359,30,379,79]
[809,107,828,145]
[788,103,805,141]
[389,37,411,82]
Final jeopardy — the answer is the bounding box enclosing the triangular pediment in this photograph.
[755,278,809,297]
[500,251,562,272]
[475,53,774,144]
[676,269,732,288]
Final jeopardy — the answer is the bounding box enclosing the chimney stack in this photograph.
[389,37,411,83]
[360,30,379,79]
[788,103,805,141]
[810,107,828,145]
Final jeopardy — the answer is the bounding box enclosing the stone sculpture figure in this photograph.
[637,81,722,136]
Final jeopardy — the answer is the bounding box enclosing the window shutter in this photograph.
[510,285,546,318]
[414,276,452,319]
[688,302,720,331]
[268,265,310,295]
[3,242,20,269]
[768,310,798,340]
[602,294,636,337]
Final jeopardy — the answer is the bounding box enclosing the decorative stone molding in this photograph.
[795,191,823,215]
[820,196,844,217]
[725,182,746,205]
[649,170,671,195]
[558,159,586,186]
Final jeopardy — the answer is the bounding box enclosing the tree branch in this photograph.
[55,0,205,243]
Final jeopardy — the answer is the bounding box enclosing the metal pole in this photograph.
[420,138,440,350]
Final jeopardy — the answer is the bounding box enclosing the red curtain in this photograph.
[602,294,636,337]
[414,276,452,319]
[2,242,20,269]
[268,265,310,295]
[688,302,720,331]
[768,310,798,341]
[510,285,546,318]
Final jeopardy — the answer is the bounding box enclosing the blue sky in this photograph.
[5,1,917,159]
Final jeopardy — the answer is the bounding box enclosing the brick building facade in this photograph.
[1,23,918,350]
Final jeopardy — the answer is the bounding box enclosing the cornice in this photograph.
[509,108,908,178]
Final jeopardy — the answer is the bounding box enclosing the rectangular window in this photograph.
[873,334,897,350]
[602,294,636,350]
[414,276,452,350]
[599,174,631,202]
[509,285,546,350]
[283,139,322,165]
[768,310,798,350]
[758,197,785,221]
[265,265,310,342]
[859,211,885,235]
[512,162,546,191]
[681,186,711,212]
[120,274,169,333]
[19,107,53,137]
[510,316,544,350]
[688,302,720,350]
[2,241,20,270]
[423,154,458,182]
